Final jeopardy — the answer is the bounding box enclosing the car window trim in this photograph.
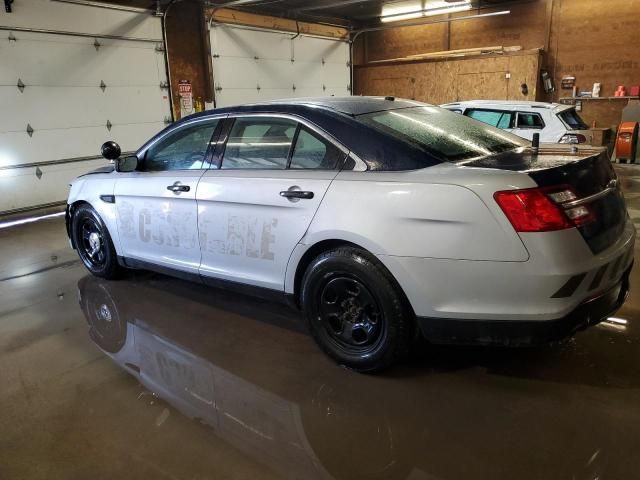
[464,108,514,128]
[135,115,228,172]
[218,116,298,171]
[287,124,347,171]
[514,111,545,130]
[286,124,302,169]
[556,108,587,131]
[215,112,359,171]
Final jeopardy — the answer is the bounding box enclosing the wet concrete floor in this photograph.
[2,165,640,479]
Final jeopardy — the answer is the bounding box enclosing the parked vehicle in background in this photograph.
[441,100,592,144]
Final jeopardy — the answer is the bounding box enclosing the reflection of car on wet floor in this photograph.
[78,275,628,480]
[67,96,634,371]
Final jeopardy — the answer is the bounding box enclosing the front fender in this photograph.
[67,175,121,255]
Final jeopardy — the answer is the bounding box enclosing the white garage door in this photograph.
[0,0,171,215]
[210,23,351,107]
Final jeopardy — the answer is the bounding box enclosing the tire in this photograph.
[71,204,122,279]
[301,247,414,372]
[82,278,127,354]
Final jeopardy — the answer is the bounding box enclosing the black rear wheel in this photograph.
[301,247,414,372]
[72,204,122,279]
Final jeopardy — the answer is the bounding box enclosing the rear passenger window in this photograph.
[466,109,513,129]
[222,117,297,169]
[290,127,344,170]
[516,112,544,129]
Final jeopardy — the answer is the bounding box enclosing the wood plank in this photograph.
[208,8,349,40]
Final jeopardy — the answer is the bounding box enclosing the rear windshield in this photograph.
[558,108,588,130]
[357,106,528,162]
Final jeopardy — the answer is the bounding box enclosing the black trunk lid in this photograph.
[464,146,627,254]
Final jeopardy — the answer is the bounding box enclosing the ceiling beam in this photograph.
[295,0,372,13]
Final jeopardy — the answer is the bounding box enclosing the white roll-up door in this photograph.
[209,23,351,107]
[0,0,171,214]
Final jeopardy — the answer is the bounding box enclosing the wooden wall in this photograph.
[354,0,640,128]
[354,51,541,105]
[165,0,211,119]
[547,0,640,127]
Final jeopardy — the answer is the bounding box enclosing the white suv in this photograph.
[441,100,592,144]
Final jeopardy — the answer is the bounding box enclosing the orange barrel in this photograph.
[616,122,639,163]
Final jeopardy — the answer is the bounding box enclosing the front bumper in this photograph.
[417,263,632,347]
[65,204,77,250]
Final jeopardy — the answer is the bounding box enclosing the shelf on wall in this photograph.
[559,96,640,101]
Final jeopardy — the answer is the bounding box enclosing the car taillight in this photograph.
[559,133,587,144]
[494,186,593,232]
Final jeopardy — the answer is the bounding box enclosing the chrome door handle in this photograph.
[280,190,314,199]
[167,182,190,193]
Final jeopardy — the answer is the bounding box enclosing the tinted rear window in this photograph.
[466,109,513,129]
[558,108,588,130]
[357,106,528,162]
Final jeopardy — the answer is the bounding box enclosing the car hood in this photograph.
[77,164,115,178]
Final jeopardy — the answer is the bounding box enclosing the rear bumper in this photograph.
[417,263,632,347]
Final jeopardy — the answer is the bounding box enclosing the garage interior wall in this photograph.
[163,5,351,117]
[210,24,351,107]
[354,51,541,105]
[354,0,640,128]
[207,8,350,108]
[164,1,212,119]
[0,0,171,215]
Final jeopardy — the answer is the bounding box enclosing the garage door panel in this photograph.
[0,36,163,87]
[320,63,352,89]
[0,159,107,213]
[324,87,352,97]
[1,1,170,214]
[0,86,169,132]
[211,26,293,61]
[1,0,162,40]
[290,61,324,88]
[214,89,289,108]
[214,57,292,90]
[0,122,165,167]
[294,36,348,65]
[210,24,350,108]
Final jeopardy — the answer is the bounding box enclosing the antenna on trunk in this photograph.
[532,133,540,154]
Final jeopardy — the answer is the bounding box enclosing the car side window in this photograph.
[289,127,344,170]
[516,112,545,129]
[222,117,297,169]
[143,120,220,172]
[466,109,514,129]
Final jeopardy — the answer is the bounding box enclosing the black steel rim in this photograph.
[318,275,384,352]
[78,217,106,268]
[85,285,125,353]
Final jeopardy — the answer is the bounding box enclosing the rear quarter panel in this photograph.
[300,165,533,261]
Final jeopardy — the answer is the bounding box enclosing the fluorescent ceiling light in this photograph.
[381,1,472,23]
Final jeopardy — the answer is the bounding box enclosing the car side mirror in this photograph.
[115,155,139,172]
[101,141,121,160]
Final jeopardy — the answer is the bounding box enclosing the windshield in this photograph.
[357,106,528,162]
[558,108,588,130]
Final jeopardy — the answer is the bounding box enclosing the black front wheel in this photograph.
[301,247,414,372]
[72,204,122,279]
